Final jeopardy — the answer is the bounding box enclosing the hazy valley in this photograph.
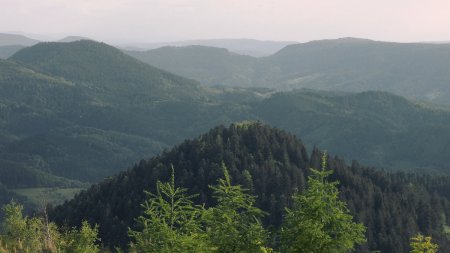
[0,32,450,252]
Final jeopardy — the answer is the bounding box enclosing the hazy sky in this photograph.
[1,0,450,44]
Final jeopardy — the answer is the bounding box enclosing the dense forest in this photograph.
[1,41,450,209]
[50,123,450,252]
[1,39,450,252]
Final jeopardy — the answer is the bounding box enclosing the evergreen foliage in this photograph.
[281,154,366,253]
[204,164,271,253]
[50,123,450,252]
[129,165,210,253]
[3,41,450,209]
[129,164,273,253]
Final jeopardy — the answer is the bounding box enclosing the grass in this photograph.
[11,187,85,207]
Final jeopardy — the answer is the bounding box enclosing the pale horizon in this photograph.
[1,0,450,44]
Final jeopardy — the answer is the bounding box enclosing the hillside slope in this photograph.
[0,33,39,46]
[3,41,450,211]
[1,41,217,184]
[126,46,261,87]
[128,38,450,106]
[50,123,450,252]
[253,90,450,171]
[0,45,24,59]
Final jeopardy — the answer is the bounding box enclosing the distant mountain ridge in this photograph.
[121,38,296,57]
[127,37,450,106]
[58,36,94,42]
[0,45,25,59]
[0,33,39,46]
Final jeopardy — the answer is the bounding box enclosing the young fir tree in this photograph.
[281,153,366,253]
[128,165,212,253]
[204,163,273,253]
[410,234,438,253]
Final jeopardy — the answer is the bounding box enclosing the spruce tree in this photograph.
[128,165,212,253]
[281,154,366,253]
[204,164,273,253]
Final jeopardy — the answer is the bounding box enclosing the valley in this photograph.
[0,37,450,252]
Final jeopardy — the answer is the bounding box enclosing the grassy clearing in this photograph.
[11,187,85,207]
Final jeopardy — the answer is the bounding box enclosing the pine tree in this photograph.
[129,165,212,253]
[204,163,272,253]
[281,153,366,253]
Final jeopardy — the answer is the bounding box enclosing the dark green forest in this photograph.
[50,123,450,252]
[1,41,450,206]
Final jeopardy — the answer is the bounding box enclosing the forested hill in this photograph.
[10,40,207,101]
[252,90,450,171]
[0,45,24,59]
[0,40,215,184]
[3,40,450,213]
[126,45,258,87]
[0,33,39,46]
[127,38,450,106]
[50,123,450,253]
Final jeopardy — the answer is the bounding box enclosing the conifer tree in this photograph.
[129,165,212,253]
[205,163,273,253]
[281,153,366,253]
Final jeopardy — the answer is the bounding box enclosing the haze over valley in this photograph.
[1,1,450,252]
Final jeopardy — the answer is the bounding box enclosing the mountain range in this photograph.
[119,38,296,57]
[0,35,450,252]
[127,37,450,106]
[0,39,450,215]
[0,33,39,46]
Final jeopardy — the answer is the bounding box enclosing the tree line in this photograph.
[1,156,439,252]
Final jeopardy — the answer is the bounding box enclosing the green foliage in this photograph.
[62,221,100,253]
[281,154,366,253]
[129,164,273,252]
[2,41,450,251]
[128,38,450,107]
[0,200,99,253]
[51,124,450,252]
[410,234,438,253]
[2,40,450,207]
[204,164,272,253]
[129,165,211,252]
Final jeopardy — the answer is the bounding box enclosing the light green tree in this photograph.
[63,221,100,253]
[204,164,273,253]
[281,154,366,253]
[129,165,212,253]
[0,200,99,253]
[410,234,438,253]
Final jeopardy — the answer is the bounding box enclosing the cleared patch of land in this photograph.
[11,187,85,207]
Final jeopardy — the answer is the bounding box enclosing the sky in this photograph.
[1,0,450,44]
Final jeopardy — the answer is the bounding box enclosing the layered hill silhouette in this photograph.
[2,40,450,210]
[0,33,39,46]
[127,38,450,106]
[0,45,24,59]
[50,123,450,252]
[121,38,295,57]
